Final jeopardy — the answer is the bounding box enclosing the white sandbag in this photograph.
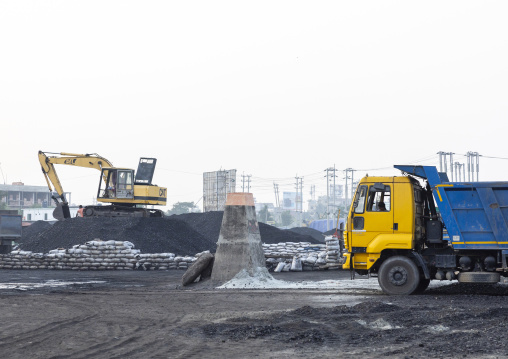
[274,262,285,272]
[291,257,303,271]
[304,257,317,265]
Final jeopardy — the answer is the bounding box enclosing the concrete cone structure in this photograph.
[211,193,266,283]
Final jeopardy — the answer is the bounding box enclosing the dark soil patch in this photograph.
[199,294,508,357]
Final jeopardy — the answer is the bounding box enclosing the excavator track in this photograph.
[83,205,164,218]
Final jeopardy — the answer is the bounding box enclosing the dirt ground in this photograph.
[1,269,508,359]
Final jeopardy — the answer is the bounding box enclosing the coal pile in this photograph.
[22,220,52,238]
[286,227,325,243]
[175,212,324,244]
[18,217,214,256]
[19,212,324,255]
[170,212,223,244]
[259,223,323,244]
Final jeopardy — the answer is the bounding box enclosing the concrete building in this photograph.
[202,170,236,212]
[22,207,78,222]
[0,182,71,210]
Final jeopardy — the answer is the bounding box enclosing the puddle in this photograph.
[0,280,106,291]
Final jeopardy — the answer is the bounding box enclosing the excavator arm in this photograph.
[38,151,113,219]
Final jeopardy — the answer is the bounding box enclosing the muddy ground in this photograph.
[1,270,507,359]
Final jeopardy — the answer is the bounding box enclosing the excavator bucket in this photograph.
[53,203,71,220]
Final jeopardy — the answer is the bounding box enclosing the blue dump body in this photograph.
[395,165,508,250]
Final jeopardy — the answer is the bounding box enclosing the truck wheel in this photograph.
[458,272,500,283]
[378,256,420,295]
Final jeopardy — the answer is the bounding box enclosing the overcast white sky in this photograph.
[1,1,507,210]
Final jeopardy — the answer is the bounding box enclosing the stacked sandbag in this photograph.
[323,235,342,269]
[0,239,196,271]
[263,242,327,271]
[134,253,196,270]
[0,250,47,270]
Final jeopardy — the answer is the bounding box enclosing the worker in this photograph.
[378,202,387,211]
[77,205,84,217]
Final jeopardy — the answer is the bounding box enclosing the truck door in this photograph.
[351,182,394,250]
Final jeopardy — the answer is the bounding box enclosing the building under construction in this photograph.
[202,170,236,212]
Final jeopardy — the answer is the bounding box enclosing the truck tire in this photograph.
[458,272,500,283]
[378,256,420,295]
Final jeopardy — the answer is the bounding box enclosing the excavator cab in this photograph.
[98,168,135,200]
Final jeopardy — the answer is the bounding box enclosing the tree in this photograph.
[165,202,200,216]
[257,205,273,223]
[281,210,293,227]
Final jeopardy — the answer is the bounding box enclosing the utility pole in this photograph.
[344,168,354,209]
[466,152,480,181]
[325,167,337,231]
[450,153,454,181]
[332,164,336,219]
[295,176,303,227]
[273,183,280,208]
[241,173,252,192]
[437,151,455,180]
[299,177,303,227]
[344,169,348,213]
[351,169,355,204]
[454,162,466,182]
[273,182,282,225]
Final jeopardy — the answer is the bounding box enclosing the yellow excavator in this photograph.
[38,151,167,219]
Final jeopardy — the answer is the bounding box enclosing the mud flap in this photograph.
[411,252,430,280]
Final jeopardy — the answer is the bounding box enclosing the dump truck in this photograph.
[342,165,508,295]
[0,210,22,254]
